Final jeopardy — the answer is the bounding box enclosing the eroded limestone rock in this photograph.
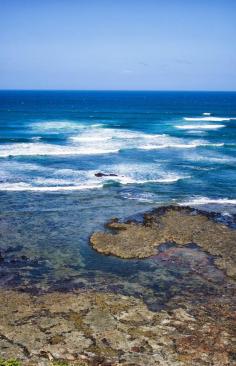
[90,206,236,278]
[0,289,235,365]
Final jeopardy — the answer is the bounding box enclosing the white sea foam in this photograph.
[0,161,48,184]
[71,128,144,142]
[70,136,111,142]
[120,192,157,203]
[0,172,187,191]
[0,158,191,192]
[70,126,218,152]
[0,182,103,192]
[203,113,211,116]
[108,174,187,185]
[185,154,233,163]
[186,130,206,135]
[180,197,236,206]
[33,178,73,186]
[140,140,223,150]
[0,161,46,172]
[175,124,225,130]
[184,117,231,122]
[31,120,86,132]
[1,122,222,158]
[90,163,190,185]
[31,136,42,141]
[31,120,108,134]
[0,136,220,158]
[90,123,106,128]
[0,142,119,157]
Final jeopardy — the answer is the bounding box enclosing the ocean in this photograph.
[0,90,236,300]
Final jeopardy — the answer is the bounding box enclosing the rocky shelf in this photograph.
[0,288,235,365]
[0,205,236,365]
[90,205,236,278]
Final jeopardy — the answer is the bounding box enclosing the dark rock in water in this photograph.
[90,205,236,278]
[95,172,118,177]
[0,252,4,262]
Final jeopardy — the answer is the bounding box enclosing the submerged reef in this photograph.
[90,205,236,278]
[0,289,235,365]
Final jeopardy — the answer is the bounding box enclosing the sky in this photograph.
[0,0,236,90]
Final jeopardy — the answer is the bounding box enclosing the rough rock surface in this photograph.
[0,289,235,366]
[1,206,236,365]
[90,206,236,278]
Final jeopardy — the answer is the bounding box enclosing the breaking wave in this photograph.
[0,182,103,192]
[0,124,223,158]
[184,117,232,122]
[175,124,225,130]
[0,159,190,192]
[180,197,236,206]
[31,120,87,132]
[0,142,119,157]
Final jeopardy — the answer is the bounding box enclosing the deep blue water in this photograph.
[0,91,236,296]
[0,91,236,205]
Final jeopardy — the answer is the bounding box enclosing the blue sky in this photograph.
[0,0,235,90]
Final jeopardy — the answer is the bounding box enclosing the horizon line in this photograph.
[0,89,236,92]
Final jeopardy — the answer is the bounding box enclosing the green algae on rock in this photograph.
[90,206,236,278]
[0,360,21,366]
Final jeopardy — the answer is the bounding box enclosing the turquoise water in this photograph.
[0,91,235,303]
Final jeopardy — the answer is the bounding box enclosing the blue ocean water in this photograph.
[0,90,236,296]
[0,91,236,204]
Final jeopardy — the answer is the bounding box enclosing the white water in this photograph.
[180,197,236,206]
[175,124,225,130]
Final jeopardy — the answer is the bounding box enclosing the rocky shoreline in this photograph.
[0,287,235,366]
[0,205,236,365]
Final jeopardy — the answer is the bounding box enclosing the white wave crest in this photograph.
[70,136,111,142]
[185,154,233,163]
[107,174,188,185]
[69,126,220,153]
[2,121,224,159]
[0,182,103,192]
[0,121,225,169]
[180,197,236,206]
[31,120,86,132]
[175,124,225,130]
[0,159,191,192]
[120,192,157,203]
[0,142,118,157]
[184,117,231,122]
[140,140,223,150]
[90,164,190,185]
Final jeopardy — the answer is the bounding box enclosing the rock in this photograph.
[0,289,235,365]
[172,308,196,322]
[90,205,236,278]
[95,172,118,178]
